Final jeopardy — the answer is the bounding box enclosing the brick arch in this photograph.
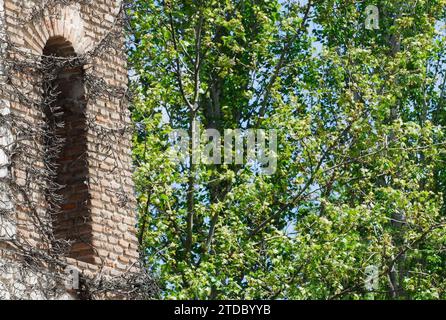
[21,3,92,56]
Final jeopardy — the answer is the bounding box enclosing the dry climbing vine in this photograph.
[0,0,157,299]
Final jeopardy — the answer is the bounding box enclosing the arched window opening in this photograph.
[43,37,93,263]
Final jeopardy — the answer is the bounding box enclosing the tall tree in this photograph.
[128,0,446,299]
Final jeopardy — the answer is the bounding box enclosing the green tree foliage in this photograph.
[128,0,446,299]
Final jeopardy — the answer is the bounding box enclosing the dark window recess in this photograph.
[43,37,94,263]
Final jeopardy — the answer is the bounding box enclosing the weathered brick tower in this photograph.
[0,0,146,299]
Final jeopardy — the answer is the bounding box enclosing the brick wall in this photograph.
[0,0,140,299]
